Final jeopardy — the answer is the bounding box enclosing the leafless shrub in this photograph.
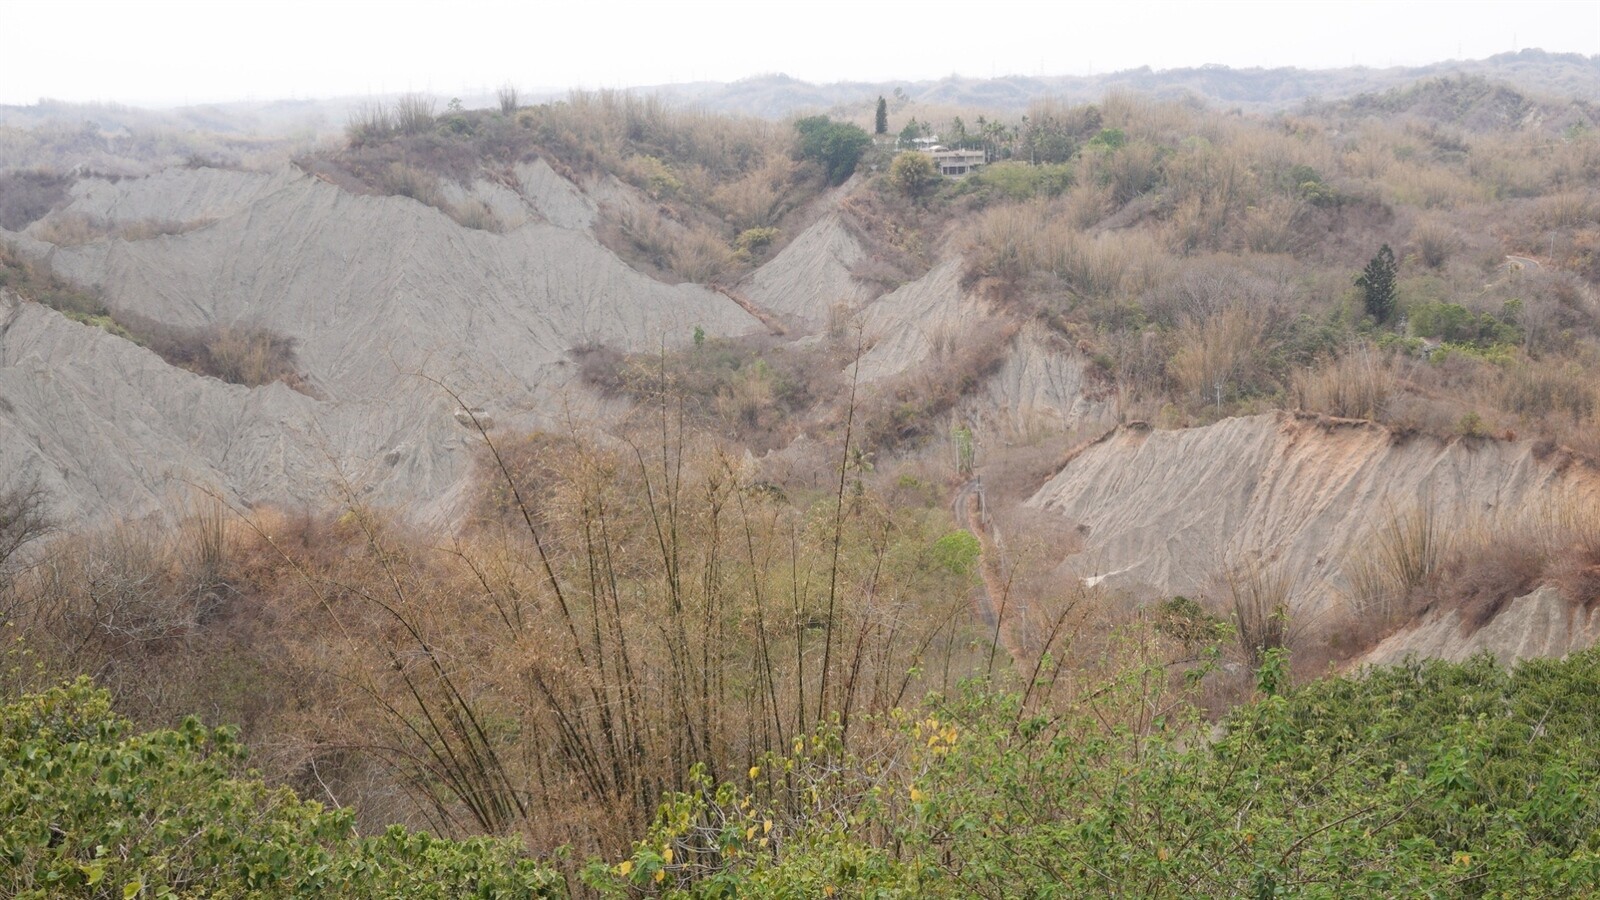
[1409,217,1462,268]
[0,170,72,230]
[393,93,436,136]
[1536,189,1599,231]
[496,83,519,115]
[1383,160,1486,210]
[1238,195,1308,255]
[346,101,395,147]
[0,476,51,600]
[1499,359,1596,424]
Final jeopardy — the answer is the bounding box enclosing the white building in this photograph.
[928,147,987,177]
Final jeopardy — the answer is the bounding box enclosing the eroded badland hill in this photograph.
[4,56,1600,892]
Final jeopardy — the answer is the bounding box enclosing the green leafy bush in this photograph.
[793,116,871,185]
[590,650,1600,897]
[0,680,562,899]
[1411,300,1522,347]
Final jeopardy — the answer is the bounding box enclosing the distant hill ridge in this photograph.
[2,49,1596,136]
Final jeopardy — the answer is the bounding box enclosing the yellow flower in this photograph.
[1456,852,1472,866]
[824,886,838,897]
[617,860,633,877]
[909,787,925,803]
[763,819,773,835]
[1157,847,1170,862]
[749,765,761,779]
[654,869,666,883]
[663,847,673,864]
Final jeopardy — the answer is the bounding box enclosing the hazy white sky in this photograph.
[4,0,1597,107]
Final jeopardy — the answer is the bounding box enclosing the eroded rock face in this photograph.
[1360,586,1600,667]
[1026,412,1600,628]
[0,292,329,526]
[852,258,975,383]
[1,163,762,530]
[962,323,1110,440]
[738,211,872,330]
[37,168,757,402]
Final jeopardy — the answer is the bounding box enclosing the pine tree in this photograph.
[875,96,889,136]
[1356,244,1398,323]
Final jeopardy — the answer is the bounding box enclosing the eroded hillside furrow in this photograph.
[1027,412,1600,652]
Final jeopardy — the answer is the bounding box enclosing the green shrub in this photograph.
[961,160,1074,201]
[593,650,1600,896]
[793,116,871,185]
[930,530,981,576]
[0,680,562,898]
[734,226,781,256]
[1410,300,1521,347]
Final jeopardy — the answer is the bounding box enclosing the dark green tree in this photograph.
[897,118,925,148]
[1356,244,1398,323]
[793,116,872,185]
[874,96,888,135]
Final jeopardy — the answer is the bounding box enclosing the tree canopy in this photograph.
[793,116,871,185]
[1357,243,1399,323]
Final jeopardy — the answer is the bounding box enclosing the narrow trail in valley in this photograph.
[953,475,1023,661]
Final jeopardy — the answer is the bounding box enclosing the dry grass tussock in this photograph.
[964,201,1167,302]
[30,213,217,246]
[1,245,310,393]
[1339,493,1600,654]
[1219,558,1298,668]
[1293,345,1395,420]
[115,311,312,393]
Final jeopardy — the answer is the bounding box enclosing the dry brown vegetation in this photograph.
[1,243,310,392]
[3,409,1077,859]
[29,212,217,245]
[324,90,828,281]
[1325,493,1600,662]
[899,80,1600,452]
[0,169,73,230]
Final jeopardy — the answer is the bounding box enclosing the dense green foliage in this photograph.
[0,680,561,898]
[793,116,872,185]
[585,649,1600,897]
[888,152,939,201]
[1410,299,1523,348]
[12,642,1600,896]
[1357,244,1399,324]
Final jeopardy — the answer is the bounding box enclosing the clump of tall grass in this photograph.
[1222,558,1296,667]
[1293,346,1394,420]
[1346,502,1444,625]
